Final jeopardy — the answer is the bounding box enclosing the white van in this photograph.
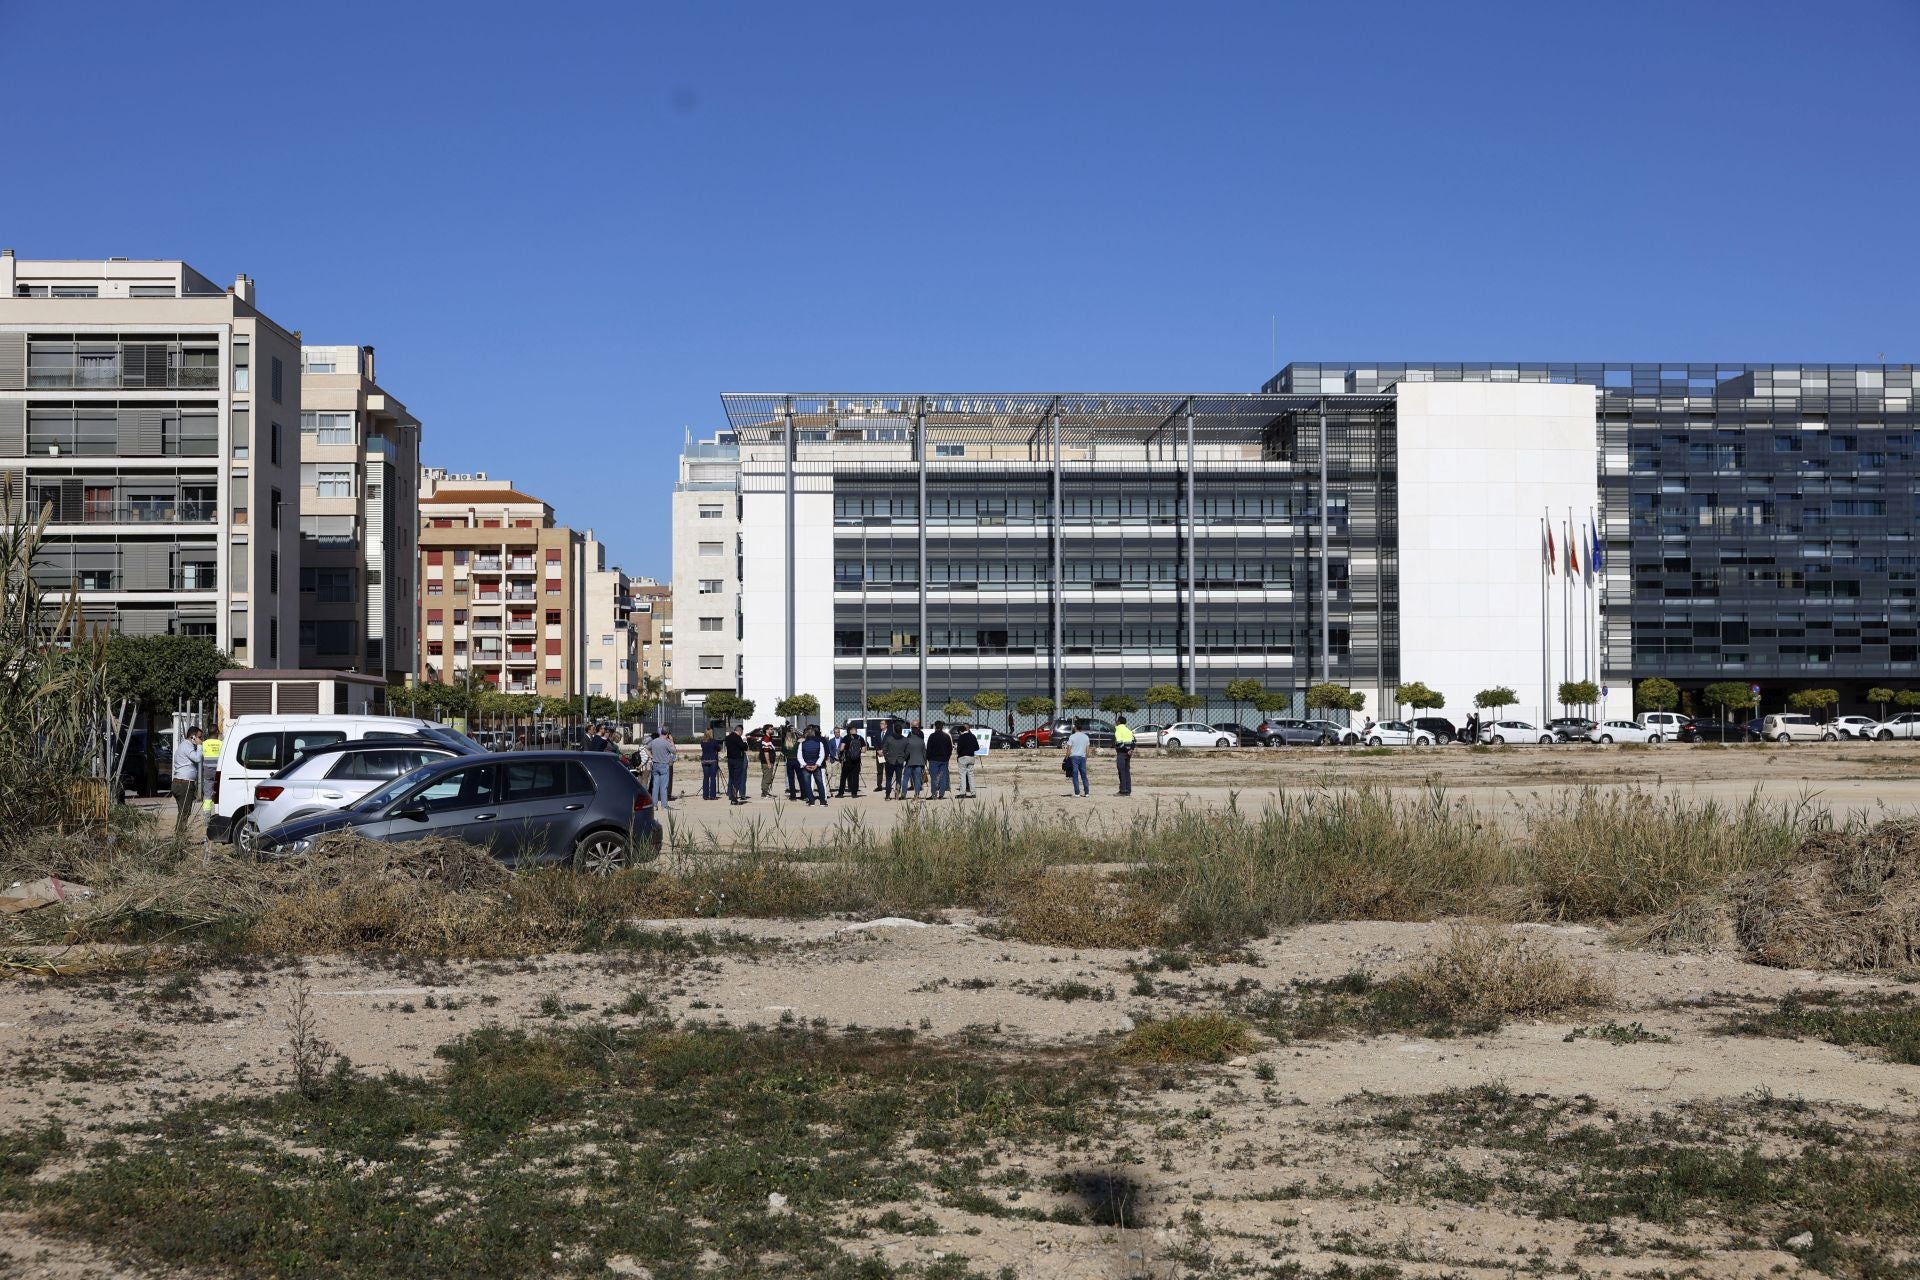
[208,715,480,847]
[1635,712,1686,739]
[1760,713,1832,744]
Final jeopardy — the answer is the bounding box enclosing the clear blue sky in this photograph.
[2,1,1912,580]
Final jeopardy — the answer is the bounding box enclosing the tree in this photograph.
[867,688,920,718]
[1306,682,1364,713]
[1702,681,1756,724]
[1558,680,1600,712]
[1252,689,1292,718]
[1473,686,1518,715]
[1098,692,1139,718]
[703,691,755,725]
[775,694,820,726]
[1394,681,1444,716]
[1142,683,1186,725]
[1868,687,1895,721]
[1061,687,1092,720]
[1787,688,1839,721]
[1635,678,1680,713]
[971,689,1009,733]
[105,635,230,748]
[1014,695,1056,726]
[1223,677,1265,725]
[1898,690,1920,713]
[941,699,973,720]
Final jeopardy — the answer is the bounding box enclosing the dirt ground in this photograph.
[10,745,1918,1277]
[656,739,1920,844]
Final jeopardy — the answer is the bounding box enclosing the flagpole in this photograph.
[1562,513,1572,712]
[1541,513,1551,725]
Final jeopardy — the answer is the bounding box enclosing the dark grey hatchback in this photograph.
[256,751,662,873]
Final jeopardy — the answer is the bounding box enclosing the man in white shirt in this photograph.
[1065,721,1091,797]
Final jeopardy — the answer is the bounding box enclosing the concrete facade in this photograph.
[671,434,741,704]
[297,344,419,684]
[0,252,301,664]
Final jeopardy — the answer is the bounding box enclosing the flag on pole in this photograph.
[1545,520,1556,575]
[1590,520,1604,575]
[1566,520,1578,576]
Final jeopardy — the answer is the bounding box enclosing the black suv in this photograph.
[1408,717,1458,744]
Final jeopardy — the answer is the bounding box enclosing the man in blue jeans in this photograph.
[699,729,721,800]
[1065,720,1091,797]
[648,729,676,810]
[796,725,830,806]
[925,721,953,799]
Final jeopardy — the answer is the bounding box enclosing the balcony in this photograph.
[42,500,217,526]
[471,621,502,633]
[506,651,537,665]
[508,619,536,633]
[505,588,536,603]
[472,557,503,573]
[506,558,537,574]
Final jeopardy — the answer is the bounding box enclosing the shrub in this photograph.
[1399,924,1612,1020]
[1114,1014,1255,1063]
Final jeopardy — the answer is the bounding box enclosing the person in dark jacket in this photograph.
[903,725,928,798]
[796,726,830,806]
[724,726,749,804]
[925,722,953,799]
[836,728,864,797]
[781,726,801,799]
[953,724,981,798]
[881,725,908,799]
[699,729,721,800]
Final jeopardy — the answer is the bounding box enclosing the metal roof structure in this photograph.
[719,392,1395,448]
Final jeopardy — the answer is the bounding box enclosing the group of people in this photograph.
[686,720,989,807]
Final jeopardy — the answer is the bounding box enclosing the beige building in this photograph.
[417,470,587,699]
[0,252,301,663]
[631,578,671,690]
[297,345,419,683]
[582,537,641,704]
[671,432,738,703]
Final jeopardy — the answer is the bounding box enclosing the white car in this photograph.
[1874,712,1920,741]
[1303,718,1363,745]
[1587,719,1659,744]
[1636,711,1687,736]
[1479,720,1555,745]
[244,740,470,844]
[1364,720,1435,747]
[1829,716,1882,740]
[1761,713,1835,743]
[1158,722,1236,748]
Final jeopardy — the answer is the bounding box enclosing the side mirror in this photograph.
[391,805,430,822]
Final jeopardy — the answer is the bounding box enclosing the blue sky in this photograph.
[2,1,1912,580]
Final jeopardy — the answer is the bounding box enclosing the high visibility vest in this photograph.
[1113,724,1135,746]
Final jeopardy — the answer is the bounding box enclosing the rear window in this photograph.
[325,748,448,781]
[500,760,595,801]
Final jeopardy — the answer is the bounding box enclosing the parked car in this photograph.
[256,752,661,872]
[1158,722,1236,748]
[1407,717,1458,744]
[1134,723,1169,745]
[1586,719,1659,744]
[1263,718,1337,745]
[1477,720,1555,745]
[1364,720,1435,747]
[1873,712,1920,741]
[242,738,482,848]
[1211,722,1270,746]
[1302,718,1363,746]
[1681,719,1756,743]
[1829,715,1883,740]
[1636,712,1688,737]
[1760,713,1834,743]
[1548,717,1598,743]
[209,715,483,845]
[1016,719,1116,748]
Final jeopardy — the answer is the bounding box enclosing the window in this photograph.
[409,764,501,813]
[427,549,444,566]
[699,616,724,632]
[698,578,723,594]
[315,466,354,498]
[546,639,563,655]
[325,748,443,781]
[300,411,355,445]
[454,548,469,565]
[699,541,724,555]
[301,352,337,375]
[698,654,723,669]
[270,356,283,403]
[453,608,467,624]
[51,285,98,298]
[299,619,355,655]
[129,284,176,298]
[232,341,250,392]
[589,658,603,670]
[270,422,282,465]
[546,610,561,625]
[299,515,357,545]
[270,487,282,529]
[935,444,966,457]
[501,760,592,802]
[699,504,724,519]
[299,567,354,602]
[268,617,278,662]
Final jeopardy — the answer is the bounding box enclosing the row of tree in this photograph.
[1630,677,1918,723]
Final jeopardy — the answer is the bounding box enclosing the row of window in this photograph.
[832,559,1317,589]
[830,626,1343,656]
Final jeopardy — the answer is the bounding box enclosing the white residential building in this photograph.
[670,431,741,704]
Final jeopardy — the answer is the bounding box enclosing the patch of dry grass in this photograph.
[1399,923,1612,1021]
[1112,1013,1255,1063]
[999,870,1165,949]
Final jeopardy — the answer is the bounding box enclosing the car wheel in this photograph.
[1367,736,1382,746]
[1778,733,1792,744]
[1215,737,1231,748]
[1599,734,1613,744]
[572,830,631,876]
[234,816,260,853]
[1649,734,1662,744]
[1491,734,1506,745]
[1022,739,1038,749]
[1879,729,1894,741]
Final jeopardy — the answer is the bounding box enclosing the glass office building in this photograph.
[1271,363,1920,706]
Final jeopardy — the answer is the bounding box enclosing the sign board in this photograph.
[1749,684,1761,696]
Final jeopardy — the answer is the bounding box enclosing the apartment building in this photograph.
[630,578,671,690]
[582,536,641,702]
[670,433,740,702]
[0,252,301,662]
[298,344,419,683]
[416,470,586,698]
